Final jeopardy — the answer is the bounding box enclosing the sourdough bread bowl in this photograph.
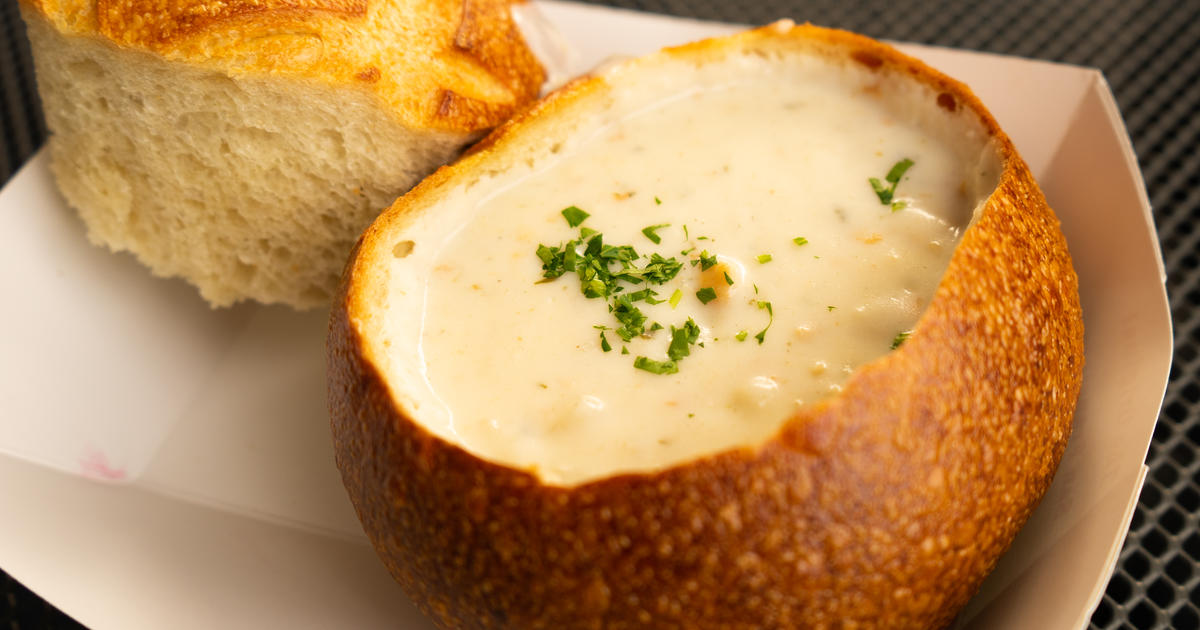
[328,21,1084,629]
[18,0,545,308]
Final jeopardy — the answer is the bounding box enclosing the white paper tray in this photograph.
[0,2,1171,628]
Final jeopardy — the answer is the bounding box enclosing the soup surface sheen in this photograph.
[418,75,977,484]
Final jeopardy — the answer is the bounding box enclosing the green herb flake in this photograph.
[891,330,912,350]
[696,287,718,305]
[612,296,648,341]
[626,288,659,303]
[698,250,718,271]
[754,301,774,344]
[561,205,590,227]
[634,356,678,375]
[827,305,836,312]
[621,346,630,355]
[891,200,908,212]
[757,254,773,264]
[869,177,893,204]
[735,330,749,342]
[887,157,915,184]
[667,319,701,361]
[635,254,683,284]
[655,196,663,205]
[669,288,683,309]
[723,271,734,286]
[600,331,612,352]
[583,277,607,299]
[793,236,809,246]
[868,158,914,206]
[641,223,670,244]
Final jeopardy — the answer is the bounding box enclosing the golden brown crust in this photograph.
[330,23,1084,629]
[20,0,544,132]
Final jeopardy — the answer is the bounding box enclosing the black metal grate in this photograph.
[1,1,1197,628]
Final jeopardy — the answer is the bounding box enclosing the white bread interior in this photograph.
[22,8,476,309]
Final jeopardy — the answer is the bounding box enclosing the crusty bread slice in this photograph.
[18,0,544,308]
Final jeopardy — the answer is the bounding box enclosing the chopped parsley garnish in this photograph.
[634,254,683,284]
[611,295,648,341]
[891,330,912,350]
[667,318,701,361]
[655,196,663,205]
[626,288,662,304]
[754,301,774,344]
[793,236,809,246]
[827,305,836,311]
[634,356,678,375]
[641,223,670,244]
[561,205,590,227]
[757,254,773,264]
[869,158,914,206]
[537,210,780,375]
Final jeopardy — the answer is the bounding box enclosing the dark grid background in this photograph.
[1,0,1196,628]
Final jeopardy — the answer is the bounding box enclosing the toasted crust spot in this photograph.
[95,0,368,47]
[937,91,958,111]
[851,49,883,68]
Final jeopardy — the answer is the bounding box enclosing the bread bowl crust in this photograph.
[329,23,1084,629]
[19,0,544,132]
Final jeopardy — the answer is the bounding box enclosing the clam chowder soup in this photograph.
[398,61,996,484]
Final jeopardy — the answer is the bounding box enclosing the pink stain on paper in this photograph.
[79,447,127,482]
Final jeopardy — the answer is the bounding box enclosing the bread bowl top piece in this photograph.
[21,0,545,132]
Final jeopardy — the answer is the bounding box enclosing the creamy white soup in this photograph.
[402,61,993,484]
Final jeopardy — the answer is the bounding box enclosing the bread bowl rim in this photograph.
[335,19,1049,487]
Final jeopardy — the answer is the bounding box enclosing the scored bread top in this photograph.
[21,0,545,132]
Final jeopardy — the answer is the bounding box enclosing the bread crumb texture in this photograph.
[18,0,544,307]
